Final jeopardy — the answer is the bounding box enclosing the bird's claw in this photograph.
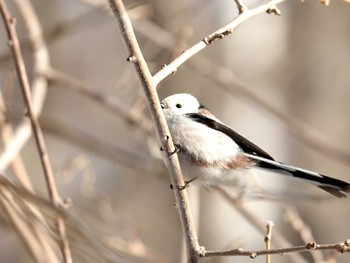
[159,144,180,155]
[170,177,197,191]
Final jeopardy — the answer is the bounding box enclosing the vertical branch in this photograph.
[107,0,201,262]
[264,221,274,263]
[0,1,72,263]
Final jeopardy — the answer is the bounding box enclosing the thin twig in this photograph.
[264,221,274,263]
[0,2,72,263]
[0,174,129,263]
[214,186,307,262]
[210,187,349,259]
[0,0,50,173]
[0,188,48,263]
[283,206,324,262]
[203,241,349,257]
[107,0,201,262]
[233,0,248,14]
[152,0,285,85]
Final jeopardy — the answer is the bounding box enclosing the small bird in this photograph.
[160,93,350,198]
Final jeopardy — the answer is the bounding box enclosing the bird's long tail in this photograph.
[245,154,350,198]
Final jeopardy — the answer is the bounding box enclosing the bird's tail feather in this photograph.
[245,154,350,198]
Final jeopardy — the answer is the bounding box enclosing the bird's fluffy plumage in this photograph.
[161,93,350,198]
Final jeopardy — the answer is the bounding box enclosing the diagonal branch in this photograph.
[0,1,72,262]
[107,0,201,262]
[0,0,50,173]
[152,0,285,85]
[43,68,153,135]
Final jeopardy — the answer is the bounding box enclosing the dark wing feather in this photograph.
[186,113,274,160]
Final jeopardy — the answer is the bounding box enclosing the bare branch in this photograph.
[203,241,349,258]
[0,0,50,172]
[0,188,51,263]
[107,0,201,262]
[0,1,72,262]
[233,0,248,14]
[214,186,307,262]
[0,93,62,263]
[152,0,285,85]
[264,221,274,263]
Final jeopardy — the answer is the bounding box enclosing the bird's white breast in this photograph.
[165,114,244,184]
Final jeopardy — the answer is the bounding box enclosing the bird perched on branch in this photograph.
[160,93,350,198]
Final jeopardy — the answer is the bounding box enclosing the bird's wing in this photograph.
[186,113,275,160]
[185,113,350,198]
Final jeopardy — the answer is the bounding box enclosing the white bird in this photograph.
[160,93,350,198]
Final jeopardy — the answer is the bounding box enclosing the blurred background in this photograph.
[0,0,350,262]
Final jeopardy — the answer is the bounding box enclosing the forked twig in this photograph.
[233,0,248,14]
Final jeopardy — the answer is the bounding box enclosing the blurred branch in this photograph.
[107,0,201,262]
[283,206,324,262]
[104,236,171,263]
[41,117,158,173]
[0,175,129,263]
[44,68,153,135]
[0,2,153,65]
[0,93,62,263]
[0,122,31,172]
[168,26,193,62]
[0,8,96,65]
[198,60,350,167]
[0,0,50,173]
[152,0,285,85]
[0,188,50,263]
[57,155,170,263]
[214,186,307,263]
[0,1,72,262]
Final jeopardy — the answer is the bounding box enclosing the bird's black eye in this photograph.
[160,103,165,109]
[176,103,182,108]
